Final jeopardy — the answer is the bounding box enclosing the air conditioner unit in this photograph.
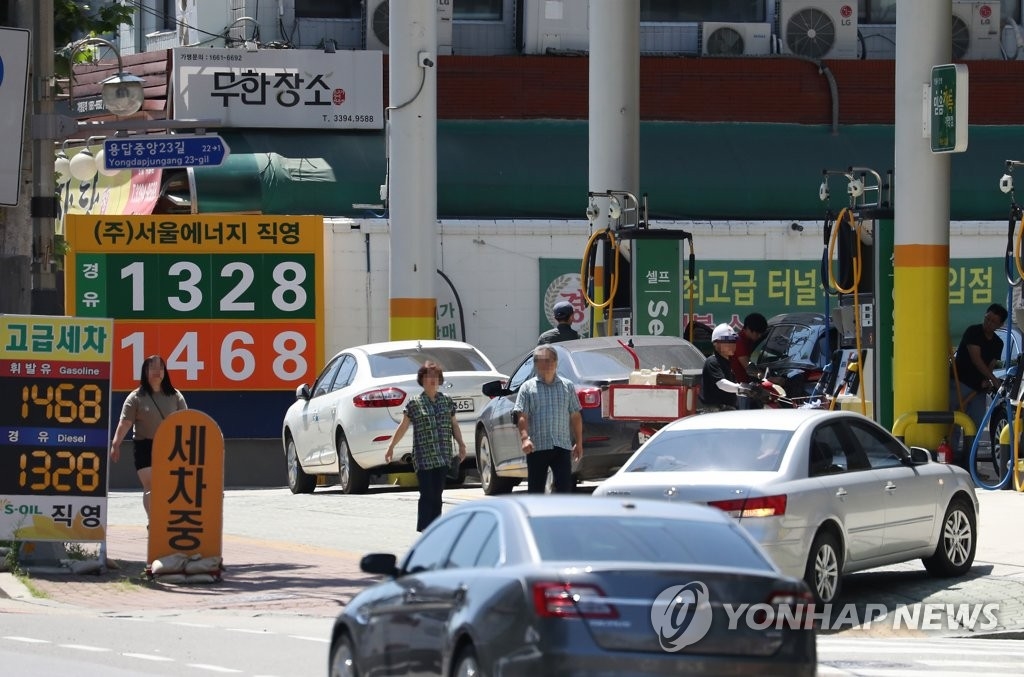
[521,0,590,54]
[701,22,772,56]
[952,1,1001,60]
[365,0,454,54]
[778,0,858,60]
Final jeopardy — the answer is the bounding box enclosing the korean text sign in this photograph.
[0,314,113,542]
[148,409,224,563]
[172,47,383,130]
[64,214,325,392]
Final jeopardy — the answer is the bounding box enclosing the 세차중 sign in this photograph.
[172,47,383,130]
[63,214,324,392]
[148,409,224,565]
[0,314,113,542]
[103,134,230,169]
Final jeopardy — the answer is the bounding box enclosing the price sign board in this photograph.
[103,134,230,169]
[930,64,968,154]
[0,314,113,542]
[64,214,324,393]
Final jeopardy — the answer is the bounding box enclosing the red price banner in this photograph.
[112,320,317,391]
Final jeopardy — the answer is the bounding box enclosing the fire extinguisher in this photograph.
[936,437,953,464]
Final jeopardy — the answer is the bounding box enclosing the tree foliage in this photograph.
[54,0,135,76]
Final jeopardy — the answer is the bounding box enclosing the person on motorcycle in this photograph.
[730,312,768,383]
[700,323,747,410]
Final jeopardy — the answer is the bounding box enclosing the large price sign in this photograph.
[65,215,324,392]
[0,315,113,542]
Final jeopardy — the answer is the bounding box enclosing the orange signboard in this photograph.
[148,409,224,565]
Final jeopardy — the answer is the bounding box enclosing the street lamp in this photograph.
[67,37,145,118]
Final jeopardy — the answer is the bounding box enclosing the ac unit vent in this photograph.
[702,22,772,56]
[952,1,1001,60]
[778,0,858,60]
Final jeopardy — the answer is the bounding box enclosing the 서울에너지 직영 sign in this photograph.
[0,315,113,542]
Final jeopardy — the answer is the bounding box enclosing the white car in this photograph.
[282,340,506,494]
[593,409,979,605]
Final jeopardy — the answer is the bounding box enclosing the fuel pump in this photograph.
[819,167,894,427]
[582,190,696,340]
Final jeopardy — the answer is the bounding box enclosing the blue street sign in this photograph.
[102,134,231,170]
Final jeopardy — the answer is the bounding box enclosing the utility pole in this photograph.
[31,0,58,314]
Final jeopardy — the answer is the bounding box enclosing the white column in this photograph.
[388,0,438,338]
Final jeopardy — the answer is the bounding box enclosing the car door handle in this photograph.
[403,589,417,603]
[835,487,847,497]
[884,481,897,491]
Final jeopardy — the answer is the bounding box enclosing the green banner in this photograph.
[634,240,681,336]
[538,258,590,339]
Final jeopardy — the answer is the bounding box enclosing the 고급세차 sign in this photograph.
[0,315,113,542]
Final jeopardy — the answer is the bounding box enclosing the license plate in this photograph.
[453,397,475,412]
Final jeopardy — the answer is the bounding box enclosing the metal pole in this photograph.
[31,0,57,313]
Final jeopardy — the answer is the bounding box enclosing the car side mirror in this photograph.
[295,384,311,401]
[907,446,931,465]
[360,552,399,577]
[482,379,512,398]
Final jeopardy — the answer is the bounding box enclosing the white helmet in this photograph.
[711,323,738,343]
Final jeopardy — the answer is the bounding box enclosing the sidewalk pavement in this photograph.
[0,525,371,618]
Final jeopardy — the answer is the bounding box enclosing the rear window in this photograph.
[569,344,705,380]
[625,428,793,472]
[752,324,818,365]
[368,347,491,378]
[530,515,772,570]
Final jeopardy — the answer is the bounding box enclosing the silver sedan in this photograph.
[593,409,979,605]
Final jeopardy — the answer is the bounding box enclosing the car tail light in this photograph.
[707,494,787,518]
[805,370,823,383]
[753,589,815,627]
[532,582,619,619]
[353,387,407,408]
[576,386,602,409]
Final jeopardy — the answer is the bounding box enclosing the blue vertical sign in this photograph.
[0,27,30,206]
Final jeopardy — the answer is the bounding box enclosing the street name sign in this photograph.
[930,64,968,154]
[103,134,231,170]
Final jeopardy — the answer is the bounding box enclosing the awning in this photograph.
[188,122,1024,221]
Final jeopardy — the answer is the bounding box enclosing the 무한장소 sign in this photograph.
[103,134,230,169]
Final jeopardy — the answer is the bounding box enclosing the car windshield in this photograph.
[625,428,793,472]
[530,515,772,570]
[368,347,491,378]
[752,324,818,365]
[568,344,705,380]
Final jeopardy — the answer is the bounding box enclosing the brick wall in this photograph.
[429,55,1024,126]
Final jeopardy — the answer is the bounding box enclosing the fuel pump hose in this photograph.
[826,207,868,416]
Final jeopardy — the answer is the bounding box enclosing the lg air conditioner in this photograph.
[701,22,772,56]
[952,1,1001,60]
[778,0,859,60]
[365,0,453,55]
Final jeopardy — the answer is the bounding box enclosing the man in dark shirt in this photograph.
[700,323,745,410]
[949,303,1007,466]
[538,301,580,345]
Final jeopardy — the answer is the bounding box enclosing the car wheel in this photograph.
[477,429,514,496]
[338,432,370,495]
[989,407,1009,477]
[451,645,482,677]
[923,497,976,577]
[329,632,358,677]
[286,435,316,494]
[804,530,842,605]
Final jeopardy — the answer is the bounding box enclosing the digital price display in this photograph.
[65,215,324,393]
[1,315,113,542]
